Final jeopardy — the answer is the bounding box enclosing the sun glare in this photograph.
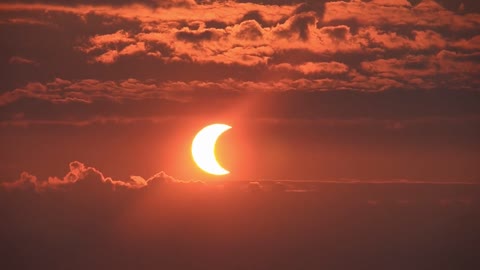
[191,123,231,175]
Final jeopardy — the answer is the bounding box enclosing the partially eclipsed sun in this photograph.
[192,123,231,175]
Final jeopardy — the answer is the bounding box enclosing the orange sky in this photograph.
[1,2,480,270]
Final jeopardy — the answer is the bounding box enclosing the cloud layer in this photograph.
[3,160,479,193]
[1,0,479,92]
[1,160,479,270]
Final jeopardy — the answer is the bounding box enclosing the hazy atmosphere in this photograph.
[1,0,479,269]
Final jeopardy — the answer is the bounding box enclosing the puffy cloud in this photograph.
[1,161,147,192]
[77,16,458,68]
[75,21,454,73]
[0,161,192,192]
[233,20,264,41]
[1,172,39,191]
[3,0,476,82]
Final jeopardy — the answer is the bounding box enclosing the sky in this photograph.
[0,0,479,182]
[1,1,479,269]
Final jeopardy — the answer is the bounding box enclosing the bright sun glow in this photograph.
[191,123,231,175]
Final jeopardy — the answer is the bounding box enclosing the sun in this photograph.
[191,123,231,175]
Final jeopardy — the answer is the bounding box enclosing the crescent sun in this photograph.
[191,123,231,175]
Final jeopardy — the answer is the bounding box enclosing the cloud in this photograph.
[238,10,274,27]
[1,1,480,66]
[1,76,479,130]
[93,42,147,64]
[1,172,39,191]
[0,161,194,192]
[87,30,135,48]
[0,17,55,26]
[3,160,478,194]
[360,27,447,50]
[0,1,296,25]
[272,61,349,75]
[233,20,264,41]
[451,35,480,51]
[372,0,412,7]
[1,160,478,270]
[175,29,217,42]
[274,12,317,41]
[1,161,144,192]
[73,11,465,70]
[0,115,177,127]
[0,0,185,8]
[324,0,480,31]
[2,0,477,91]
[0,78,174,106]
[0,76,409,108]
[8,56,39,66]
[361,50,480,90]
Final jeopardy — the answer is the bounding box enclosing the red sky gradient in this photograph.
[1,1,480,269]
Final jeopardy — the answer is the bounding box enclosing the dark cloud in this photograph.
[175,29,216,42]
[293,1,326,18]
[1,0,478,85]
[239,10,271,27]
[1,161,479,269]
[321,25,349,40]
[433,0,480,13]
[204,19,228,29]
[237,0,329,17]
[2,78,479,125]
[275,13,316,41]
[0,0,195,8]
